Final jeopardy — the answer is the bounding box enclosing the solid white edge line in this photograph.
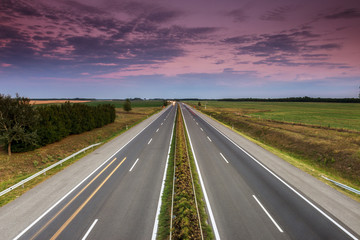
[13,106,172,240]
[129,158,139,172]
[219,153,229,164]
[207,136,212,142]
[148,138,153,145]
[253,195,283,233]
[81,219,98,240]
[181,106,221,240]
[187,104,358,240]
[151,107,176,240]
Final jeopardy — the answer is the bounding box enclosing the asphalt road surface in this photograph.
[14,104,176,240]
[180,103,358,240]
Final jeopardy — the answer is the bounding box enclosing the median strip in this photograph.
[156,104,214,240]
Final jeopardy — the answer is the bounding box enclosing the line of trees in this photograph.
[218,97,360,103]
[0,94,116,155]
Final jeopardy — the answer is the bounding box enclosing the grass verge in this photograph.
[192,106,360,202]
[0,107,161,207]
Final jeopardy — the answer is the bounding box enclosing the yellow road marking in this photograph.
[30,157,118,240]
[50,157,127,240]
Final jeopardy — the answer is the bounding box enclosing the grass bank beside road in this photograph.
[0,106,161,207]
[187,101,360,200]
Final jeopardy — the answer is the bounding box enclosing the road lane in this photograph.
[16,104,176,240]
[180,103,358,240]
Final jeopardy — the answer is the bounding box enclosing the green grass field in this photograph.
[190,101,360,131]
[84,100,164,108]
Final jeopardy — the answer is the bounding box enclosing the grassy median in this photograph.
[157,104,213,240]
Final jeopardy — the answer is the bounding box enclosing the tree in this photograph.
[163,100,168,107]
[123,98,132,112]
[0,94,38,156]
[198,101,201,107]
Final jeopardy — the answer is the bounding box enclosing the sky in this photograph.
[1,0,360,99]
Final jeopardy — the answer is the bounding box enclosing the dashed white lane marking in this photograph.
[253,195,284,233]
[220,153,229,163]
[156,128,159,132]
[148,138,152,144]
[161,123,163,125]
[129,158,139,172]
[207,136,212,142]
[200,128,203,131]
[81,219,98,240]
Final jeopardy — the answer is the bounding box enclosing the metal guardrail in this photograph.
[0,142,102,197]
[322,176,360,195]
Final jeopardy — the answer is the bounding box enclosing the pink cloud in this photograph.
[1,63,12,67]
[93,63,118,66]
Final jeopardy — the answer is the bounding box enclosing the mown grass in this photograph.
[0,107,161,207]
[187,101,360,201]
[189,101,360,131]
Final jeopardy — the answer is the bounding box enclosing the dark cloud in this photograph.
[237,34,300,55]
[82,16,122,31]
[227,9,247,22]
[260,5,293,21]
[224,29,338,58]
[253,55,349,69]
[223,35,260,44]
[146,9,182,23]
[61,0,106,14]
[1,0,42,17]
[305,43,341,51]
[325,8,360,19]
[0,25,24,40]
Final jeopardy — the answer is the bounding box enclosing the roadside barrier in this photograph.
[322,176,360,195]
[0,143,102,197]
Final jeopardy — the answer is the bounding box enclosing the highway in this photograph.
[14,104,176,240]
[3,102,359,240]
[180,103,358,240]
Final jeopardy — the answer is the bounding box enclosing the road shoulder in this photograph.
[193,107,360,237]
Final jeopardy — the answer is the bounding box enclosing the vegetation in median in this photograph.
[188,101,360,197]
[157,104,213,240]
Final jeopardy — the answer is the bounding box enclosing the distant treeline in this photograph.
[181,97,360,103]
[12,102,115,152]
[32,98,96,101]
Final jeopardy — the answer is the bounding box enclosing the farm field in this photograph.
[84,99,165,108]
[189,101,360,131]
[186,101,360,198]
[30,100,90,105]
[0,106,161,206]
